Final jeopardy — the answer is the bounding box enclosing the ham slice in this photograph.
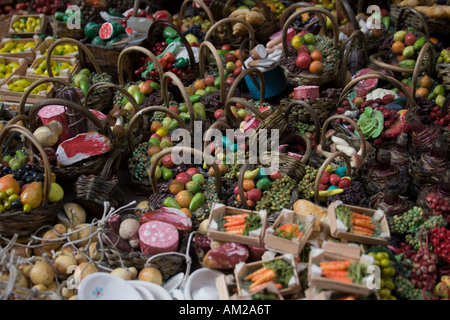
[139,221,179,256]
[38,105,70,143]
[56,132,111,166]
[88,109,107,132]
[139,207,192,232]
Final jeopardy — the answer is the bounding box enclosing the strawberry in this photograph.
[330,174,341,186]
[338,178,351,189]
[320,171,330,185]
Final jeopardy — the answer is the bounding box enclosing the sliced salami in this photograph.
[203,242,249,269]
[38,105,70,143]
[139,207,192,232]
[139,221,179,256]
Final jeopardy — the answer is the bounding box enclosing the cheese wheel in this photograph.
[139,221,179,256]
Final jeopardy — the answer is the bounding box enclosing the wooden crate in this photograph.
[207,203,267,247]
[0,37,42,61]
[328,202,391,246]
[264,209,316,256]
[307,241,374,296]
[0,75,54,104]
[9,14,47,37]
[34,37,80,60]
[26,56,80,81]
[234,255,301,297]
[0,56,28,87]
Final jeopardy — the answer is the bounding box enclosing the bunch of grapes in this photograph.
[297,165,318,200]
[326,180,366,206]
[389,206,425,234]
[430,227,450,264]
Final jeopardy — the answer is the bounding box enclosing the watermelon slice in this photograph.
[99,22,114,40]
[353,68,378,92]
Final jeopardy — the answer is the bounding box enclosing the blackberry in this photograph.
[326,180,366,206]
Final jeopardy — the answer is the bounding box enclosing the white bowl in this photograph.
[163,272,185,293]
[78,273,142,300]
[184,268,224,300]
[128,281,172,300]
[132,284,155,300]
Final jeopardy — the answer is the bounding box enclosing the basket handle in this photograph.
[0,124,52,205]
[203,120,232,151]
[198,40,226,106]
[147,19,196,75]
[320,114,366,160]
[204,17,255,50]
[237,37,268,94]
[313,151,351,204]
[117,45,164,87]
[147,146,222,195]
[335,0,359,31]
[132,0,152,17]
[338,71,416,110]
[224,0,273,22]
[161,71,196,133]
[283,100,321,146]
[127,105,188,152]
[226,66,265,104]
[282,7,340,57]
[99,148,122,180]
[19,77,71,115]
[179,0,215,24]
[279,2,318,30]
[45,37,102,77]
[441,93,450,118]
[411,42,435,95]
[29,98,106,135]
[397,6,430,39]
[279,132,313,164]
[83,82,140,115]
[225,97,266,129]
[340,30,368,87]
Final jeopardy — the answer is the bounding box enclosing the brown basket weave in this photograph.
[437,63,450,91]
[127,105,189,196]
[49,16,85,40]
[178,0,216,26]
[45,37,114,111]
[204,17,255,50]
[280,7,341,86]
[0,125,62,238]
[279,96,337,124]
[28,98,115,181]
[339,30,369,88]
[146,19,197,87]
[222,0,278,44]
[74,149,125,220]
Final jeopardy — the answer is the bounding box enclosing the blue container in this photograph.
[244,65,287,100]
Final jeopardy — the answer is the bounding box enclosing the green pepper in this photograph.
[161,166,174,181]
[168,118,180,131]
[163,197,182,209]
[189,193,206,211]
[382,16,390,30]
[173,57,189,69]
[162,27,177,40]
[179,112,190,122]
[189,94,201,103]
[413,36,426,51]
[178,104,188,113]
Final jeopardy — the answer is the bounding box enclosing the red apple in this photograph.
[176,172,192,185]
[154,10,171,21]
[329,174,341,186]
[296,52,311,69]
[204,75,215,87]
[380,8,389,17]
[186,168,198,177]
[150,133,162,140]
[161,136,172,142]
[319,184,328,191]
[233,66,242,77]
[214,109,225,120]
[221,44,232,51]
[169,106,179,115]
[298,30,306,37]
[297,45,310,54]
[239,143,248,151]
[162,154,175,168]
[234,185,240,195]
[225,52,236,63]
[404,33,417,46]
[338,177,351,189]
[320,171,330,185]
[247,188,262,202]
[270,171,282,180]
[226,77,235,86]
[207,142,216,154]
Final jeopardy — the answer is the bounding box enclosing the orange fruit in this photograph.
[175,190,193,208]
[218,163,228,174]
[0,174,20,195]
[140,83,153,95]
[309,60,323,74]
[193,80,206,91]
[419,75,433,90]
[397,55,407,62]
[310,49,322,61]
[150,121,162,133]
[179,208,192,218]
[185,86,194,96]
[169,180,185,194]
[242,179,255,191]
[392,41,405,55]
[236,191,247,202]
[234,49,246,60]
[430,37,438,45]
[147,145,161,156]
[235,59,243,68]
[246,200,256,207]
[415,87,429,97]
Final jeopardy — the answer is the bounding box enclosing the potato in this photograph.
[119,218,140,241]
[30,260,55,286]
[73,262,98,284]
[198,219,210,235]
[69,224,98,247]
[19,264,32,278]
[88,242,101,260]
[138,267,162,285]
[61,286,75,299]
[41,229,63,251]
[63,203,86,228]
[54,254,77,276]
[110,267,133,281]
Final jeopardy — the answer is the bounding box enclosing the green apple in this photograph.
[434,84,446,97]
[138,81,145,88]
[160,139,174,149]
[226,61,236,72]
[191,173,205,185]
[127,84,140,95]
[132,90,146,105]
[185,33,199,44]
[186,181,201,194]
[237,109,248,119]
[123,101,134,111]
[48,182,64,203]
[436,94,446,108]
[195,89,205,96]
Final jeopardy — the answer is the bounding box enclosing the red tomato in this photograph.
[186,168,198,176]
[163,52,176,63]
[214,109,225,120]
[157,58,167,70]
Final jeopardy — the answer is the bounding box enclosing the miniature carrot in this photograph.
[249,281,282,293]
[319,260,352,271]
[244,267,270,281]
[352,218,376,230]
[321,270,348,278]
[223,213,249,220]
[225,228,244,235]
[352,212,371,221]
[338,295,357,300]
[224,218,246,227]
[225,224,246,231]
[353,225,373,236]
[249,268,277,289]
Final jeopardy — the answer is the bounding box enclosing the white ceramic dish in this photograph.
[184,268,224,300]
[128,280,172,300]
[163,272,185,293]
[78,273,142,300]
[132,284,155,300]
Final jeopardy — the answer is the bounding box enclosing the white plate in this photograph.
[78,273,142,300]
[128,280,172,300]
[132,284,155,300]
[163,272,185,293]
[184,268,224,300]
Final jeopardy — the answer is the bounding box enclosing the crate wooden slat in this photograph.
[26,56,80,81]
[9,14,47,37]
[0,37,42,62]
[0,76,54,104]
[0,56,28,87]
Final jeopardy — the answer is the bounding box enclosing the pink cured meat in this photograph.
[139,207,192,231]
[56,132,111,166]
[38,105,70,143]
[88,109,107,133]
[294,85,319,100]
[139,221,179,256]
[243,118,261,133]
[206,242,249,268]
